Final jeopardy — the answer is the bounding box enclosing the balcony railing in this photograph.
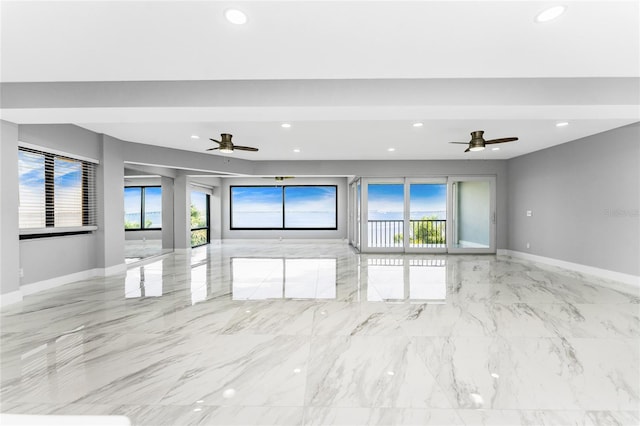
[367,219,446,248]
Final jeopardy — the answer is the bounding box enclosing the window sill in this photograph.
[19,226,98,240]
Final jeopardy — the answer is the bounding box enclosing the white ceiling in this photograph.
[1,1,639,163]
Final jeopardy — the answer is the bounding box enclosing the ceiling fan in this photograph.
[263,176,295,182]
[450,130,518,152]
[206,133,258,153]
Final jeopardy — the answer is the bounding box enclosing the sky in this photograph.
[124,187,142,216]
[124,187,163,227]
[231,186,337,228]
[368,183,446,217]
[19,151,84,227]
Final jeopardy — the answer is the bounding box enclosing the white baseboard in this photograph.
[97,263,127,276]
[498,249,640,292]
[0,290,23,307]
[21,269,101,296]
[458,240,489,248]
[3,263,127,307]
[222,238,348,244]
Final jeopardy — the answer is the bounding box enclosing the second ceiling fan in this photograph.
[450,130,518,152]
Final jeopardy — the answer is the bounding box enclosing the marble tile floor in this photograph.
[125,239,173,264]
[1,242,638,425]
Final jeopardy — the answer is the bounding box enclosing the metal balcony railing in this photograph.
[367,219,446,248]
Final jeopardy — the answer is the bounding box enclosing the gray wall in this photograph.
[95,135,125,269]
[19,124,102,160]
[221,177,348,240]
[1,121,20,295]
[174,175,191,249]
[458,181,490,246]
[161,176,175,249]
[507,123,640,276]
[20,234,96,284]
[16,124,103,286]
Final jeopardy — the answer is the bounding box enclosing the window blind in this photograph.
[18,146,97,233]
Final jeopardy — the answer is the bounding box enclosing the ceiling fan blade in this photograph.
[206,147,220,151]
[234,145,259,152]
[449,142,470,144]
[484,137,518,144]
[209,138,221,144]
[464,147,471,153]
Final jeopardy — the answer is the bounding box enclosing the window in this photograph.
[124,186,162,230]
[191,191,210,247]
[231,186,283,229]
[230,185,337,230]
[18,146,96,236]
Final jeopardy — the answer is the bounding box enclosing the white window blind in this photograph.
[18,146,97,234]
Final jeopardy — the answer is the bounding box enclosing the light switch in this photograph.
[526,210,533,217]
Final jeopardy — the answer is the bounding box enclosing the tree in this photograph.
[124,220,140,229]
[191,204,206,228]
[411,215,445,244]
[393,215,446,245]
[190,204,208,246]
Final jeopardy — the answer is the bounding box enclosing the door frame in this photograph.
[404,178,448,253]
[446,176,497,254]
[362,178,405,253]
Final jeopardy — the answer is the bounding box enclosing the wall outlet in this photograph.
[526,242,530,249]
[19,268,24,278]
[526,210,533,217]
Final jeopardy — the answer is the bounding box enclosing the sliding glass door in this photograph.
[447,176,496,253]
[365,180,404,252]
[359,177,496,253]
[405,179,447,252]
[349,180,362,251]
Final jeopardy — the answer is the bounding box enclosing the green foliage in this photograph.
[191,204,207,228]
[411,215,446,244]
[145,218,153,228]
[124,220,140,229]
[191,229,208,247]
[392,215,446,245]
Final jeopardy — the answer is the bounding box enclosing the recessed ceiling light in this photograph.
[387,148,396,152]
[293,148,301,153]
[225,9,247,25]
[556,121,569,127]
[492,147,500,151]
[387,371,395,376]
[281,123,291,128]
[412,122,424,128]
[535,5,566,23]
[190,135,200,139]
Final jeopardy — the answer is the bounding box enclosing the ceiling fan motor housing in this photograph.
[469,130,486,149]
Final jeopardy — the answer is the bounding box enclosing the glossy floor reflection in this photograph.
[1,242,639,425]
